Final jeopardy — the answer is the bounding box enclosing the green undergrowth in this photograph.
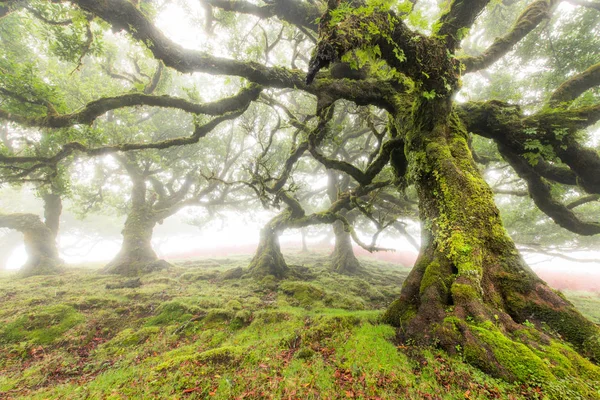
[0,251,599,399]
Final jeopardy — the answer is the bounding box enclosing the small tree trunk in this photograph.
[382,98,600,381]
[330,219,360,274]
[103,206,168,276]
[42,193,62,239]
[248,214,289,279]
[0,213,62,277]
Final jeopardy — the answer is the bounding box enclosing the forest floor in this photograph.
[1,251,599,399]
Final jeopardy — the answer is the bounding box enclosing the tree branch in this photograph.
[0,84,262,128]
[201,0,320,31]
[499,144,600,236]
[461,0,559,73]
[549,62,600,107]
[436,0,491,50]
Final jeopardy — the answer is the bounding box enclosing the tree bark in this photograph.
[327,170,360,274]
[42,193,62,239]
[248,213,289,279]
[330,218,361,275]
[102,205,168,276]
[382,97,600,381]
[0,213,62,277]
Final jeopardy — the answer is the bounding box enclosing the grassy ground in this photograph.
[1,252,599,399]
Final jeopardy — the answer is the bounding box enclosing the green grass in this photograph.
[0,251,598,399]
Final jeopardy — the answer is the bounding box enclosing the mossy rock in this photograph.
[146,301,199,326]
[0,305,83,345]
[303,315,361,343]
[106,326,161,348]
[259,275,279,291]
[252,310,294,325]
[295,347,316,360]
[225,300,243,310]
[178,270,219,282]
[279,281,324,307]
[323,293,366,310]
[231,310,253,329]
[75,296,122,310]
[196,346,243,364]
[202,308,235,324]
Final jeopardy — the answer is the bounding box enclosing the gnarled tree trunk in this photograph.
[382,98,600,381]
[102,205,168,276]
[330,218,360,275]
[327,170,360,274]
[248,212,289,279]
[0,213,62,277]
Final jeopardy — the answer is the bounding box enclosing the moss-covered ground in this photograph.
[1,251,599,399]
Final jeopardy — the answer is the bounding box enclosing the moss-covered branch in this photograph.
[459,100,600,194]
[461,0,559,73]
[435,0,491,49]
[67,0,394,109]
[201,0,321,31]
[499,144,600,235]
[0,84,262,128]
[0,86,259,181]
[549,62,600,107]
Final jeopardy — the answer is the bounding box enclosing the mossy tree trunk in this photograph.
[330,218,360,275]
[42,192,62,239]
[382,97,600,380]
[327,170,360,274]
[102,204,167,276]
[0,213,63,277]
[248,212,289,279]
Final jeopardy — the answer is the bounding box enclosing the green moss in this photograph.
[294,347,315,360]
[104,326,160,349]
[381,299,416,327]
[259,274,279,291]
[419,260,448,295]
[522,302,600,361]
[230,310,252,329]
[196,346,243,364]
[303,314,360,343]
[0,305,83,345]
[280,281,324,307]
[145,301,198,326]
[225,300,243,310]
[451,282,481,302]
[203,308,235,324]
[471,325,552,382]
